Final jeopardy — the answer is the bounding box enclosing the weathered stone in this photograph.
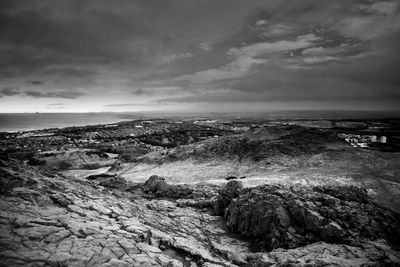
[247,240,400,267]
[1,158,400,267]
[86,174,128,189]
[141,176,219,201]
[49,193,73,207]
[214,180,243,215]
[314,185,369,203]
[305,209,325,230]
[276,206,291,228]
[142,175,167,193]
[321,221,346,241]
[223,184,400,251]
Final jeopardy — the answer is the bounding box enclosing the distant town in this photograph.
[338,133,387,148]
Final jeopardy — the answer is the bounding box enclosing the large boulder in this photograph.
[224,185,400,252]
[142,175,167,193]
[142,175,193,198]
[214,180,243,215]
[220,180,244,200]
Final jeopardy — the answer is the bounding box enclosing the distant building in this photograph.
[194,120,217,125]
[380,136,387,143]
[358,143,368,148]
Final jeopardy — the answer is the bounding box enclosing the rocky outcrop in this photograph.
[0,161,236,266]
[223,183,400,252]
[142,175,168,193]
[214,180,243,215]
[247,240,400,267]
[314,185,370,203]
[0,167,38,195]
[142,175,219,201]
[86,173,128,189]
[1,160,400,266]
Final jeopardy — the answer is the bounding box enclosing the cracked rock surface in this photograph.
[223,184,400,252]
[0,160,243,266]
[1,159,400,266]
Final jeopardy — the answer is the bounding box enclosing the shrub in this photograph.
[58,160,73,170]
[27,157,47,166]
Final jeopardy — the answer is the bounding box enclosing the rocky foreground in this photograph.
[1,159,400,266]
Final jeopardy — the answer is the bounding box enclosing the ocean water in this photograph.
[0,113,137,132]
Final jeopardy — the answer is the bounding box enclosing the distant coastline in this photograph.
[0,110,399,133]
[0,113,135,133]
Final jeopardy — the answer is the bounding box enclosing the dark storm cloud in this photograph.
[131,89,148,96]
[27,80,43,85]
[0,0,400,111]
[25,90,85,99]
[0,1,148,60]
[157,83,400,103]
[0,0,263,69]
[160,0,400,109]
[0,86,84,99]
[0,87,20,97]
[43,67,96,77]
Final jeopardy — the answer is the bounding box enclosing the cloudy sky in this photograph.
[0,0,399,113]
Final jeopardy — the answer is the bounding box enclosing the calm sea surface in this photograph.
[0,113,137,132]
